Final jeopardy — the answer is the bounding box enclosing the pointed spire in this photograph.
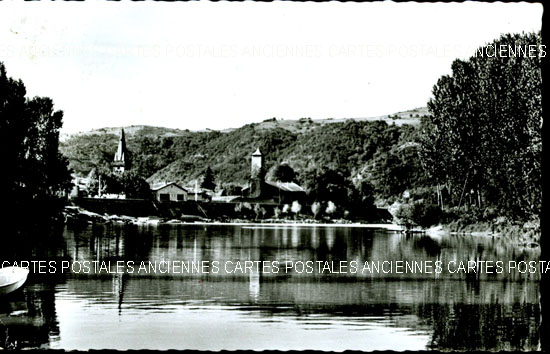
[252,148,262,156]
[114,129,126,162]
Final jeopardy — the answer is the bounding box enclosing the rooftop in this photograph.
[265,181,306,193]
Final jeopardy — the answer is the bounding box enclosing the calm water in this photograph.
[0,224,541,350]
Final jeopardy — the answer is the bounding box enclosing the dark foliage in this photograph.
[87,169,151,199]
[200,166,216,191]
[420,32,542,222]
[0,62,72,232]
[268,163,296,183]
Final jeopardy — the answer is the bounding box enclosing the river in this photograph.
[0,224,541,350]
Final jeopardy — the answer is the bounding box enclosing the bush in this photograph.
[396,201,443,228]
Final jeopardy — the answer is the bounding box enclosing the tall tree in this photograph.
[0,62,72,232]
[419,32,542,219]
[201,166,216,191]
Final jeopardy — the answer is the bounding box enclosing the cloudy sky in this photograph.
[0,1,542,133]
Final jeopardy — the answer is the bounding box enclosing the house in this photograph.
[151,182,188,202]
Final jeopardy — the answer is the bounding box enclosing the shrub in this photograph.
[396,201,443,228]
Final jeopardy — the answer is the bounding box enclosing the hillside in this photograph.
[60,108,428,194]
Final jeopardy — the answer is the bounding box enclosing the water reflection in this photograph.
[0,224,541,350]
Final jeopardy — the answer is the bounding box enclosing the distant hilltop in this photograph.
[60,125,192,142]
[60,107,428,141]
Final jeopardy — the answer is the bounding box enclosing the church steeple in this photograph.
[113,129,128,173]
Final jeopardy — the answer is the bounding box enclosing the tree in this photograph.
[221,183,242,196]
[269,163,296,182]
[86,167,108,196]
[419,32,542,221]
[291,201,302,219]
[326,201,337,216]
[311,201,321,219]
[282,204,290,215]
[395,202,443,228]
[234,202,243,213]
[201,166,216,191]
[1,62,72,230]
[118,171,151,199]
[253,203,261,220]
[366,143,427,201]
[302,167,376,219]
[346,179,377,220]
[305,167,349,206]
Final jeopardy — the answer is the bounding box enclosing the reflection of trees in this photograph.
[0,286,60,349]
[0,225,67,349]
[418,303,540,351]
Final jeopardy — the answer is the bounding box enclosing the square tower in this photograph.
[249,148,264,198]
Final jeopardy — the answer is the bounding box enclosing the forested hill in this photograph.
[60,107,427,193]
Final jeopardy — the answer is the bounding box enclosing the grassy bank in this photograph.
[389,200,540,246]
[441,219,540,246]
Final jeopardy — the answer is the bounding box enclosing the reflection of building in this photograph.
[113,129,129,174]
[240,149,306,205]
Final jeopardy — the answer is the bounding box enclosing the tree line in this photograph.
[418,32,542,225]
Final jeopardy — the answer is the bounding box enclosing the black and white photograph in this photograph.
[0,1,545,351]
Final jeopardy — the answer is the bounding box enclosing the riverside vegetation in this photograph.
[1,32,542,243]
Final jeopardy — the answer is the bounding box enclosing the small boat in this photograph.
[0,267,29,296]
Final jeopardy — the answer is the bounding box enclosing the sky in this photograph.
[0,1,543,134]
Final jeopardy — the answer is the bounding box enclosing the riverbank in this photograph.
[425,219,540,248]
[192,221,403,231]
[63,205,540,247]
[63,205,403,230]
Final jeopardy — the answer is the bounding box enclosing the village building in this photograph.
[239,149,306,205]
[150,181,213,202]
[151,182,188,202]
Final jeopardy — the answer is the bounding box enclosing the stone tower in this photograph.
[113,129,129,174]
[249,148,264,198]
